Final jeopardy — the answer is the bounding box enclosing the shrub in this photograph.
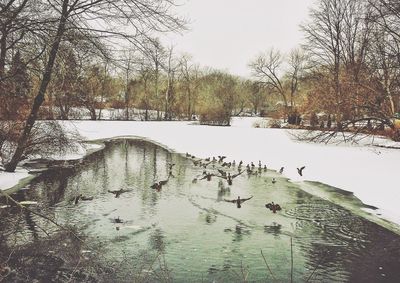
[268,119,282,128]
[1,121,82,165]
[327,115,332,128]
[288,111,302,125]
[199,107,231,126]
[389,128,400,142]
[310,112,319,128]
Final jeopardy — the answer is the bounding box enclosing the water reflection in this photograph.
[264,222,282,237]
[1,139,400,282]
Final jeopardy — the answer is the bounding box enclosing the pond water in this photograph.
[1,139,400,282]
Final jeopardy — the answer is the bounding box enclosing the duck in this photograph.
[272,178,277,184]
[225,172,236,185]
[150,178,169,191]
[218,169,227,177]
[80,195,93,201]
[219,170,244,185]
[224,196,253,208]
[218,156,226,163]
[202,161,212,168]
[73,194,81,205]
[200,172,215,181]
[265,202,282,213]
[108,189,130,198]
[297,166,305,176]
[114,216,123,223]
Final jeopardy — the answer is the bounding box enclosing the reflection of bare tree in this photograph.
[24,211,39,241]
[231,225,251,243]
[149,228,165,253]
[217,180,231,202]
[264,223,282,237]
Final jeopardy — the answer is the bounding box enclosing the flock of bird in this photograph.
[72,152,305,223]
[162,152,306,211]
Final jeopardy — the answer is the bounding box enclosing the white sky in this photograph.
[162,0,315,77]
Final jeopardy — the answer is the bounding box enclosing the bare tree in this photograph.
[246,80,265,115]
[249,48,288,109]
[368,0,400,115]
[137,59,153,121]
[163,46,180,120]
[4,0,185,172]
[119,49,138,120]
[142,37,166,120]
[0,0,30,81]
[286,48,307,109]
[301,0,348,119]
[179,54,200,119]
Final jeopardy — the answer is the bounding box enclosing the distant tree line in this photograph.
[250,0,400,141]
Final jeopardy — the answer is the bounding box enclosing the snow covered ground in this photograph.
[0,168,30,191]
[2,117,400,229]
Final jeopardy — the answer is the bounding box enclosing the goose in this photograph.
[200,172,215,181]
[224,196,253,208]
[297,166,305,176]
[73,194,81,205]
[265,202,282,213]
[279,167,284,174]
[150,178,169,191]
[218,169,227,177]
[114,216,123,223]
[80,195,93,201]
[226,170,244,185]
[108,189,130,198]
[202,161,212,168]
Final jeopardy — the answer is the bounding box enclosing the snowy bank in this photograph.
[0,168,30,191]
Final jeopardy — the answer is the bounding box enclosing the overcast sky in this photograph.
[162,0,315,77]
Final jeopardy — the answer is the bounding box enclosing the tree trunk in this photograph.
[90,108,97,120]
[5,0,69,172]
[0,31,7,81]
[187,88,191,119]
